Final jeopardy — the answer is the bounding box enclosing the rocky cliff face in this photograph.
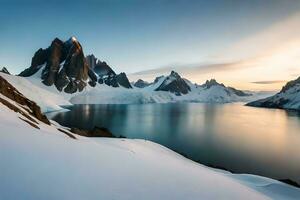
[155,71,191,95]
[247,76,300,110]
[18,38,133,92]
[85,54,132,89]
[19,37,89,93]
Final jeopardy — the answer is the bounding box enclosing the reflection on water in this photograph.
[48,103,300,182]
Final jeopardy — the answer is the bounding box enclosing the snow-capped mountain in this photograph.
[7,37,262,107]
[18,37,132,94]
[133,79,151,88]
[19,37,90,93]
[154,71,191,95]
[0,67,10,74]
[200,79,251,96]
[247,76,300,110]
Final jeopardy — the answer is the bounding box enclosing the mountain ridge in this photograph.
[247,76,300,110]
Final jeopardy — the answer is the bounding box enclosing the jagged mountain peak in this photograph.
[85,54,132,89]
[155,71,191,95]
[202,79,225,89]
[0,67,10,74]
[134,79,150,88]
[19,37,89,93]
[154,75,165,84]
[200,78,251,97]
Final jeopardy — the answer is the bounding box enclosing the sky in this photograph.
[1,0,300,91]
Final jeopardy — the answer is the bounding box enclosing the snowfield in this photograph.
[1,100,300,199]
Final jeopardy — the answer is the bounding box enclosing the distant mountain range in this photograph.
[0,37,274,111]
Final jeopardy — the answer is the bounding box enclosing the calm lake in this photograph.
[47,103,300,183]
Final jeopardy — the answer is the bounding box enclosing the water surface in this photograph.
[48,103,300,183]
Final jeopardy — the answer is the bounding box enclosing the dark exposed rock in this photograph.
[19,37,90,93]
[18,117,40,129]
[77,80,86,92]
[116,72,132,88]
[70,126,116,137]
[86,54,97,69]
[86,54,132,88]
[57,128,77,139]
[102,75,119,87]
[88,68,98,82]
[54,68,69,91]
[94,61,116,77]
[134,79,150,88]
[64,81,78,94]
[88,81,97,87]
[19,48,49,77]
[41,38,65,86]
[0,67,10,74]
[0,75,50,125]
[98,78,104,84]
[155,71,191,95]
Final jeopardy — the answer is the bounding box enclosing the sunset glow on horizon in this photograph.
[1,0,300,91]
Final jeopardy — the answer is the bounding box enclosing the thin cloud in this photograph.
[251,80,287,84]
[131,60,246,76]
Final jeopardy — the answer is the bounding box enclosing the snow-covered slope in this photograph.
[0,72,71,112]
[247,77,300,110]
[1,101,300,200]
[1,68,300,200]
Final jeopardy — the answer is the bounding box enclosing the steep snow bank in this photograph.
[1,72,71,112]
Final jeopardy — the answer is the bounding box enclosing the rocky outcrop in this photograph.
[116,72,132,88]
[0,67,10,74]
[155,71,191,95]
[0,75,50,125]
[70,126,116,137]
[134,79,150,88]
[19,37,90,93]
[85,54,132,89]
[18,38,133,92]
[247,76,300,110]
[85,54,97,69]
